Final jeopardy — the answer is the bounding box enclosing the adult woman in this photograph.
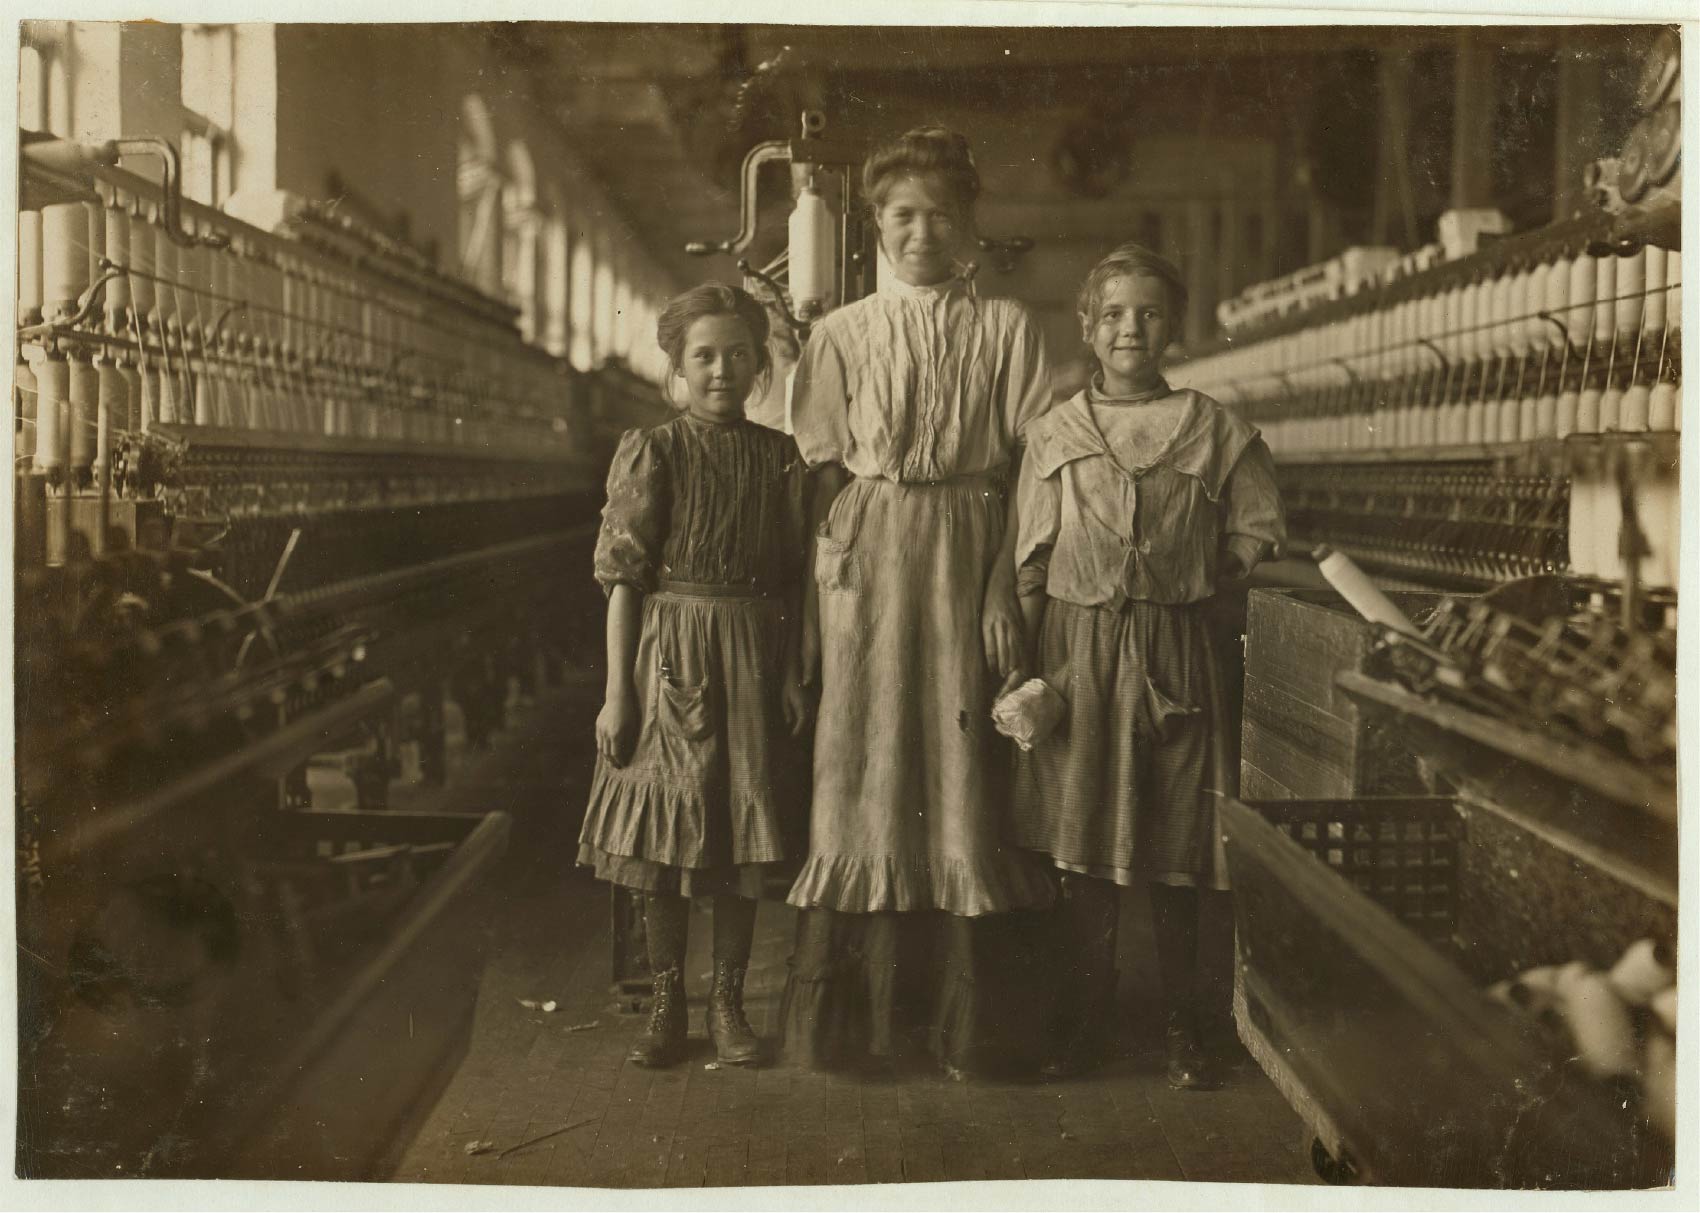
[779,126,1056,1077]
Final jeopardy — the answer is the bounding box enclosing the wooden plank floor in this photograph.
[386,677,1320,1191]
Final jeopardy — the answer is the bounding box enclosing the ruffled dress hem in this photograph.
[582,762,793,870]
[785,852,1056,917]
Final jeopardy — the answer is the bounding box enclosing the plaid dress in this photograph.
[1010,384,1285,886]
[578,415,807,898]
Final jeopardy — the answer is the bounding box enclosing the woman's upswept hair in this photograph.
[655,283,773,403]
[1076,242,1189,332]
[862,125,981,216]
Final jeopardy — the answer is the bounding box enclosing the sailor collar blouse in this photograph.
[1015,383,1285,607]
[788,276,1052,483]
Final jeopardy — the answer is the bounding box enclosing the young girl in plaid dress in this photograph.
[580,284,809,1069]
[1009,244,1284,1086]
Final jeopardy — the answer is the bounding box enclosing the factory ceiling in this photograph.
[477,22,1633,299]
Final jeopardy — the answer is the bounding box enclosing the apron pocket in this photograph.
[1142,679,1203,744]
[814,534,857,595]
[659,678,714,741]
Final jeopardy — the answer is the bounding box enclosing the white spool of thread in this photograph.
[1648,375,1678,430]
[1615,246,1646,341]
[1643,246,1668,336]
[1568,474,1597,577]
[1566,254,1595,350]
[788,182,837,317]
[1620,381,1651,431]
[1489,272,1513,359]
[1575,381,1602,434]
[1545,255,1572,347]
[104,199,130,333]
[32,353,67,474]
[1599,380,1623,431]
[19,210,44,324]
[1592,252,1617,350]
[1523,261,1550,351]
[1314,546,1420,635]
[1608,939,1674,1006]
[1554,965,1638,1080]
[40,202,88,322]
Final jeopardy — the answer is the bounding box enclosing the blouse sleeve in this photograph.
[1002,306,1054,448]
[593,428,669,594]
[1014,449,1062,597]
[789,323,853,468]
[1220,436,1285,570]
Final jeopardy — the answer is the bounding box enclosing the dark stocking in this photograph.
[1148,881,1200,1025]
[711,895,757,965]
[643,893,690,974]
[1043,873,1121,1076]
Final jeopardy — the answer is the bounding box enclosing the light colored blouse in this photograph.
[789,277,1052,482]
[1016,380,1285,607]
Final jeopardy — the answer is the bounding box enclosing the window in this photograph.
[457,95,503,295]
[568,227,595,371]
[180,24,235,206]
[592,248,615,365]
[541,193,570,357]
[611,272,633,361]
[501,142,540,341]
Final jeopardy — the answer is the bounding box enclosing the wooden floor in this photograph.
[385,677,1320,1191]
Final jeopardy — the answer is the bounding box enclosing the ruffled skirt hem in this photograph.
[785,851,1055,917]
[581,762,794,871]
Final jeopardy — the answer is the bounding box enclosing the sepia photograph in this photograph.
[6,8,1690,1200]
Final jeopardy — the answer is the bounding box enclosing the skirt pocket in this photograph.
[1141,678,1202,744]
[814,533,858,595]
[658,675,714,741]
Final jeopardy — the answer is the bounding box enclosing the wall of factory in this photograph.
[27,20,682,379]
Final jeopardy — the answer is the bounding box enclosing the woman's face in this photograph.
[1082,273,1173,395]
[676,313,759,423]
[874,173,966,287]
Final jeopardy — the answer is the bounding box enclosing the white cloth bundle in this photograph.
[991,677,1067,751]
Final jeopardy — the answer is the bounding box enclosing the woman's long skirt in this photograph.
[780,475,1055,1073]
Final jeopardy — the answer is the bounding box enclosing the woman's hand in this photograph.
[595,693,639,767]
[982,577,1024,681]
[782,679,813,738]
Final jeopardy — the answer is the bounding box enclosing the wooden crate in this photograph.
[1240,588,1447,800]
[1221,794,1670,1188]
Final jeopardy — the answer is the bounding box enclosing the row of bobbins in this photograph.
[14,174,580,496]
[1175,240,1683,456]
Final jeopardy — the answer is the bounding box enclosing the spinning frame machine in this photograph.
[1179,38,1683,1188]
[12,131,661,1177]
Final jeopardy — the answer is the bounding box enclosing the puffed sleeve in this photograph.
[1220,436,1285,572]
[1002,306,1054,447]
[593,428,669,594]
[789,323,852,469]
[1014,446,1061,598]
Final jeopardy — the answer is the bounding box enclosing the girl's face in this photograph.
[1082,273,1173,395]
[676,313,759,423]
[874,173,966,287]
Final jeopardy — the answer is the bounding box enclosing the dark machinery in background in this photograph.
[13,132,662,1178]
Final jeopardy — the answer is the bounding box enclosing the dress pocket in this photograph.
[1142,679,1203,744]
[658,677,714,741]
[814,533,858,595]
